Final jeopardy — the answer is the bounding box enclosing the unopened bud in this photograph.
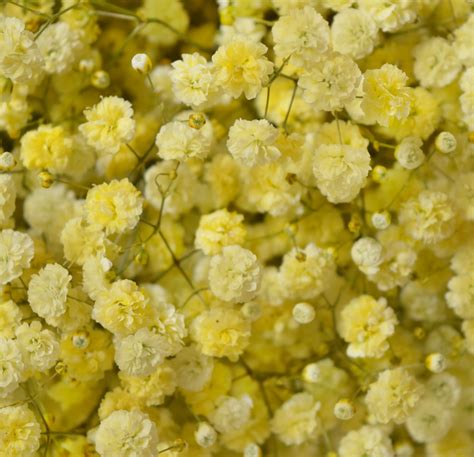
[244,443,262,457]
[0,152,16,171]
[334,398,356,420]
[91,70,110,89]
[131,53,152,75]
[292,302,315,324]
[435,131,457,154]
[425,353,446,373]
[38,171,54,188]
[372,165,387,183]
[188,113,206,130]
[79,58,95,74]
[194,422,217,448]
[371,211,391,230]
[302,363,320,383]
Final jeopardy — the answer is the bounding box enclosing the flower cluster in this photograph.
[0,1,473,456]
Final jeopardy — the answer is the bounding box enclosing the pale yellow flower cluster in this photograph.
[0,0,473,456]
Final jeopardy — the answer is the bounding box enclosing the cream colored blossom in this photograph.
[394,136,425,170]
[366,368,424,424]
[212,36,273,100]
[227,118,281,166]
[413,37,461,89]
[0,300,21,339]
[0,229,34,285]
[0,405,41,457]
[93,279,151,336]
[84,179,143,235]
[351,237,384,275]
[210,395,253,433]
[446,272,474,319]
[208,245,261,303]
[170,345,214,392]
[339,295,398,358]
[279,243,334,300]
[399,191,456,244]
[312,144,371,203]
[299,52,361,111]
[0,337,24,397]
[79,96,135,155]
[339,426,394,457]
[195,209,246,255]
[28,263,71,321]
[0,15,44,83]
[453,14,474,66]
[0,174,16,224]
[331,8,379,60]
[361,64,411,127]
[94,410,159,457]
[358,0,417,32]
[272,6,330,68]
[191,306,251,360]
[271,393,320,445]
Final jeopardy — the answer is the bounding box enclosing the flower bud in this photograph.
[79,58,95,74]
[395,136,425,170]
[241,301,261,321]
[292,302,315,324]
[38,171,54,188]
[188,113,206,130]
[72,330,90,349]
[131,53,152,75]
[91,70,110,89]
[0,152,16,171]
[244,443,262,457]
[371,165,387,183]
[194,422,217,448]
[371,211,391,230]
[334,398,356,420]
[302,363,320,383]
[435,131,457,154]
[425,353,446,373]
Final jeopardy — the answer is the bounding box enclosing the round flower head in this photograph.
[413,37,461,89]
[453,13,474,66]
[358,0,417,32]
[79,96,135,155]
[195,208,246,255]
[94,410,159,457]
[299,52,361,112]
[312,144,371,204]
[131,53,152,74]
[292,302,316,324]
[395,136,425,170]
[0,405,41,457]
[425,353,446,373]
[93,279,151,336]
[170,345,214,392]
[279,243,334,300]
[334,398,356,420]
[170,52,214,107]
[272,6,330,68]
[339,295,398,358]
[271,392,320,446]
[114,328,170,376]
[365,367,424,424]
[212,35,273,100]
[0,337,24,397]
[338,425,393,457]
[209,395,253,433]
[208,245,261,303]
[0,229,34,285]
[194,422,217,448]
[190,306,251,360]
[84,179,143,235]
[399,191,456,244]
[361,64,411,127]
[28,263,71,320]
[331,8,379,60]
[351,237,384,275]
[435,131,457,154]
[227,118,281,166]
[155,120,211,161]
[0,15,44,83]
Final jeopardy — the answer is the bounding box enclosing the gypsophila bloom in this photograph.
[399,191,456,244]
[208,245,261,303]
[331,8,379,60]
[0,15,44,83]
[94,410,159,457]
[170,345,214,392]
[334,398,356,420]
[210,395,253,433]
[366,368,424,424]
[338,425,394,457]
[395,136,425,170]
[79,96,135,155]
[0,405,41,457]
[0,229,34,285]
[227,118,281,166]
[28,263,71,319]
[272,6,330,68]
[358,0,417,32]
[435,131,457,154]
[279,243,334,300]
[0,300,21,339]
[292,302,315,324]
[84,179,143,235]
[131,53,152,74]
[271,393,320,446]
[212,35,273,100]
[0,174,16,224]
[155,120,211,161]
[171,53,214,107]
[0,337,24,397]
[362,64,411,127]
[195,422,217,448]
[413,37,461,89]
[299,53,361,112]
[351,237,384,275]
[114,328,170,376]
[453,14,474,66]
[93,279,151,336]
[312,144,371,203]
[191,306,251,360]
[195,209,246,255]
[339,295,398,358]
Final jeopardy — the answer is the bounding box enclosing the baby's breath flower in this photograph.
[395,136,425,170]
[0,229,34,285]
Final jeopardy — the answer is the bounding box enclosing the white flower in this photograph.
[338,425,394,457]
[208,245,261,303]
[358,0,417,33]
[94,410,159,457]
[0,337,24,397]
[227,118,280,166]
[0,229,34,285]
[395,136,425,170]
[351,237,384,275]
[209,395,253,433]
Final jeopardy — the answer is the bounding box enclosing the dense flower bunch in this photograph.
[1,0,474,456]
